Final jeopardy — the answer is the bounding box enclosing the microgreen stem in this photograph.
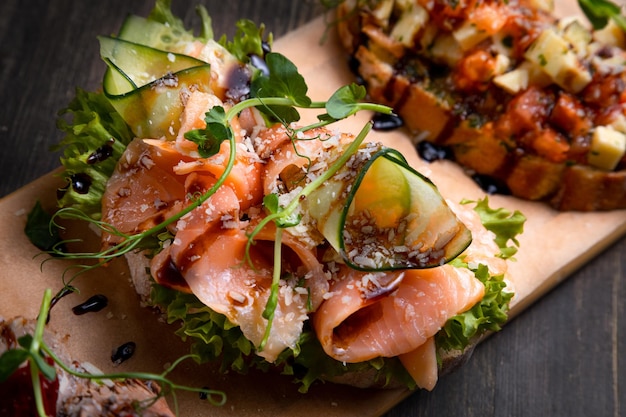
[226,97,325,118]
[258,227,283,351]
[42,344,227,410]
[246,120,372,251]
[31,288,53,417]
[52,131,237,270]
[251,121,373,349]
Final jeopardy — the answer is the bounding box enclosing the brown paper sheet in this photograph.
[1,8,626,417]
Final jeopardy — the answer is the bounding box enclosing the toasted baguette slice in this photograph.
[337,0,626,211]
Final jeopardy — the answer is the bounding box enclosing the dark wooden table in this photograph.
[1,1,624,416]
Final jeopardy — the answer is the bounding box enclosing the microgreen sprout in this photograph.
[0,289,225,416]
[252,121,374,350]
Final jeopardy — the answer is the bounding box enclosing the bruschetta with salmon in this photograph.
[335,0,626,211]
[42,0,524,396]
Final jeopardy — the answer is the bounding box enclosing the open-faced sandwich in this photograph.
[335,0,626,211]
[11,0,525,407]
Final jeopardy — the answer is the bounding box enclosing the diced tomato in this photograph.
[528,128,570,163]
[502,87,551,136]
[550,93,592,137]
[582,73,625,107]
[454,49,498,92]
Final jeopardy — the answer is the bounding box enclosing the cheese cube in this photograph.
[453,21,490,51]
[588,126,626,171]
[494,67,529,94]
[560,18,592,55]
[526,0,554,12]
[524,28,592,93]
[520,61,552,87]
[429,34,463,66]
[390,4,429,47]
[371,0,394,28]
[593,19,626,49]
[609,113,626,134]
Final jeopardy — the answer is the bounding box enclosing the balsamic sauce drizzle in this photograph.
[86,138,115,164]
[71,294,109,315]
[111,341,136,365]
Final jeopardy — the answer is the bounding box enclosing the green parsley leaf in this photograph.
[578,0,626,31]
[184,106,233,158]
[262,194,301,228]
[25,201,63,252]
[17,335,57,382]
[0,348,29,382]
[263,193,280,215]
[325,83,367,119]
[251,52,311,123]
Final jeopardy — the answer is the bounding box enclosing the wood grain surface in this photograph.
[0,1,624,416]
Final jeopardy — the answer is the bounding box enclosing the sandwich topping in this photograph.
[333,0,626,211]
[21,0,525,397]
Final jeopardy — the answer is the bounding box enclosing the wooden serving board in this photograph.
[1,11,625,417]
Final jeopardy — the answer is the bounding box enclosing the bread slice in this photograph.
[336,0,626,211]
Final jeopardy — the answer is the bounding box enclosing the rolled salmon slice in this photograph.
[312,203,506,387]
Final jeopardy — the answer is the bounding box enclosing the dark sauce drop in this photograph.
[249,54,269,77]
[471,173,511,195]
[261,40,271,55]
[348,55,360,75]
[87,138,115,164]
[225,65,252,102]
[416,141,454,162]
[372,112,404,131]
[347,56,366,84]
[72,294,108,315]
[111,341,136,365]
[199,386,211,400]
[70,172,92,194]
[154,258,191,291]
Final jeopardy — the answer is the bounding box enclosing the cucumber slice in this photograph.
[308,148,472,271]
[117,14,199,52]
[99,36,212,139]
[99,36,206,91]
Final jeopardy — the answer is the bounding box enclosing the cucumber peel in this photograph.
[99,36,213,139]
[307,148,472,271]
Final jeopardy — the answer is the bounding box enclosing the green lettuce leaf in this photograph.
[464,197,526,259]
[150,283,416,393]
[218,18,271,63]
[53,88,133,219]
[435,197,525,352]
[436,262,514,352]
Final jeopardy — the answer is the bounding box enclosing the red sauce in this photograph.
[0,358,58,417]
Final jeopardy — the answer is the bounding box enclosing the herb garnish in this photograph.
[578,0,626,31]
